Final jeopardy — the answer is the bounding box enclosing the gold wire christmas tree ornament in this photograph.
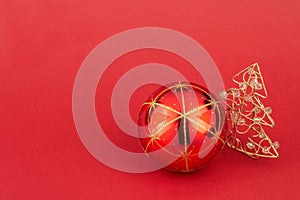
[219,63,280,159]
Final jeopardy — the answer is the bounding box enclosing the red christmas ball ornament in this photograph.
[138,82,227,172]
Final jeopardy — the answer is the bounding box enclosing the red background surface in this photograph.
[1,0,300,199]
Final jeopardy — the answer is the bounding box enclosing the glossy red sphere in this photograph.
[138,82,227,172]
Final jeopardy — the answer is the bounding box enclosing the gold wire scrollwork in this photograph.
[219,63,279,159]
